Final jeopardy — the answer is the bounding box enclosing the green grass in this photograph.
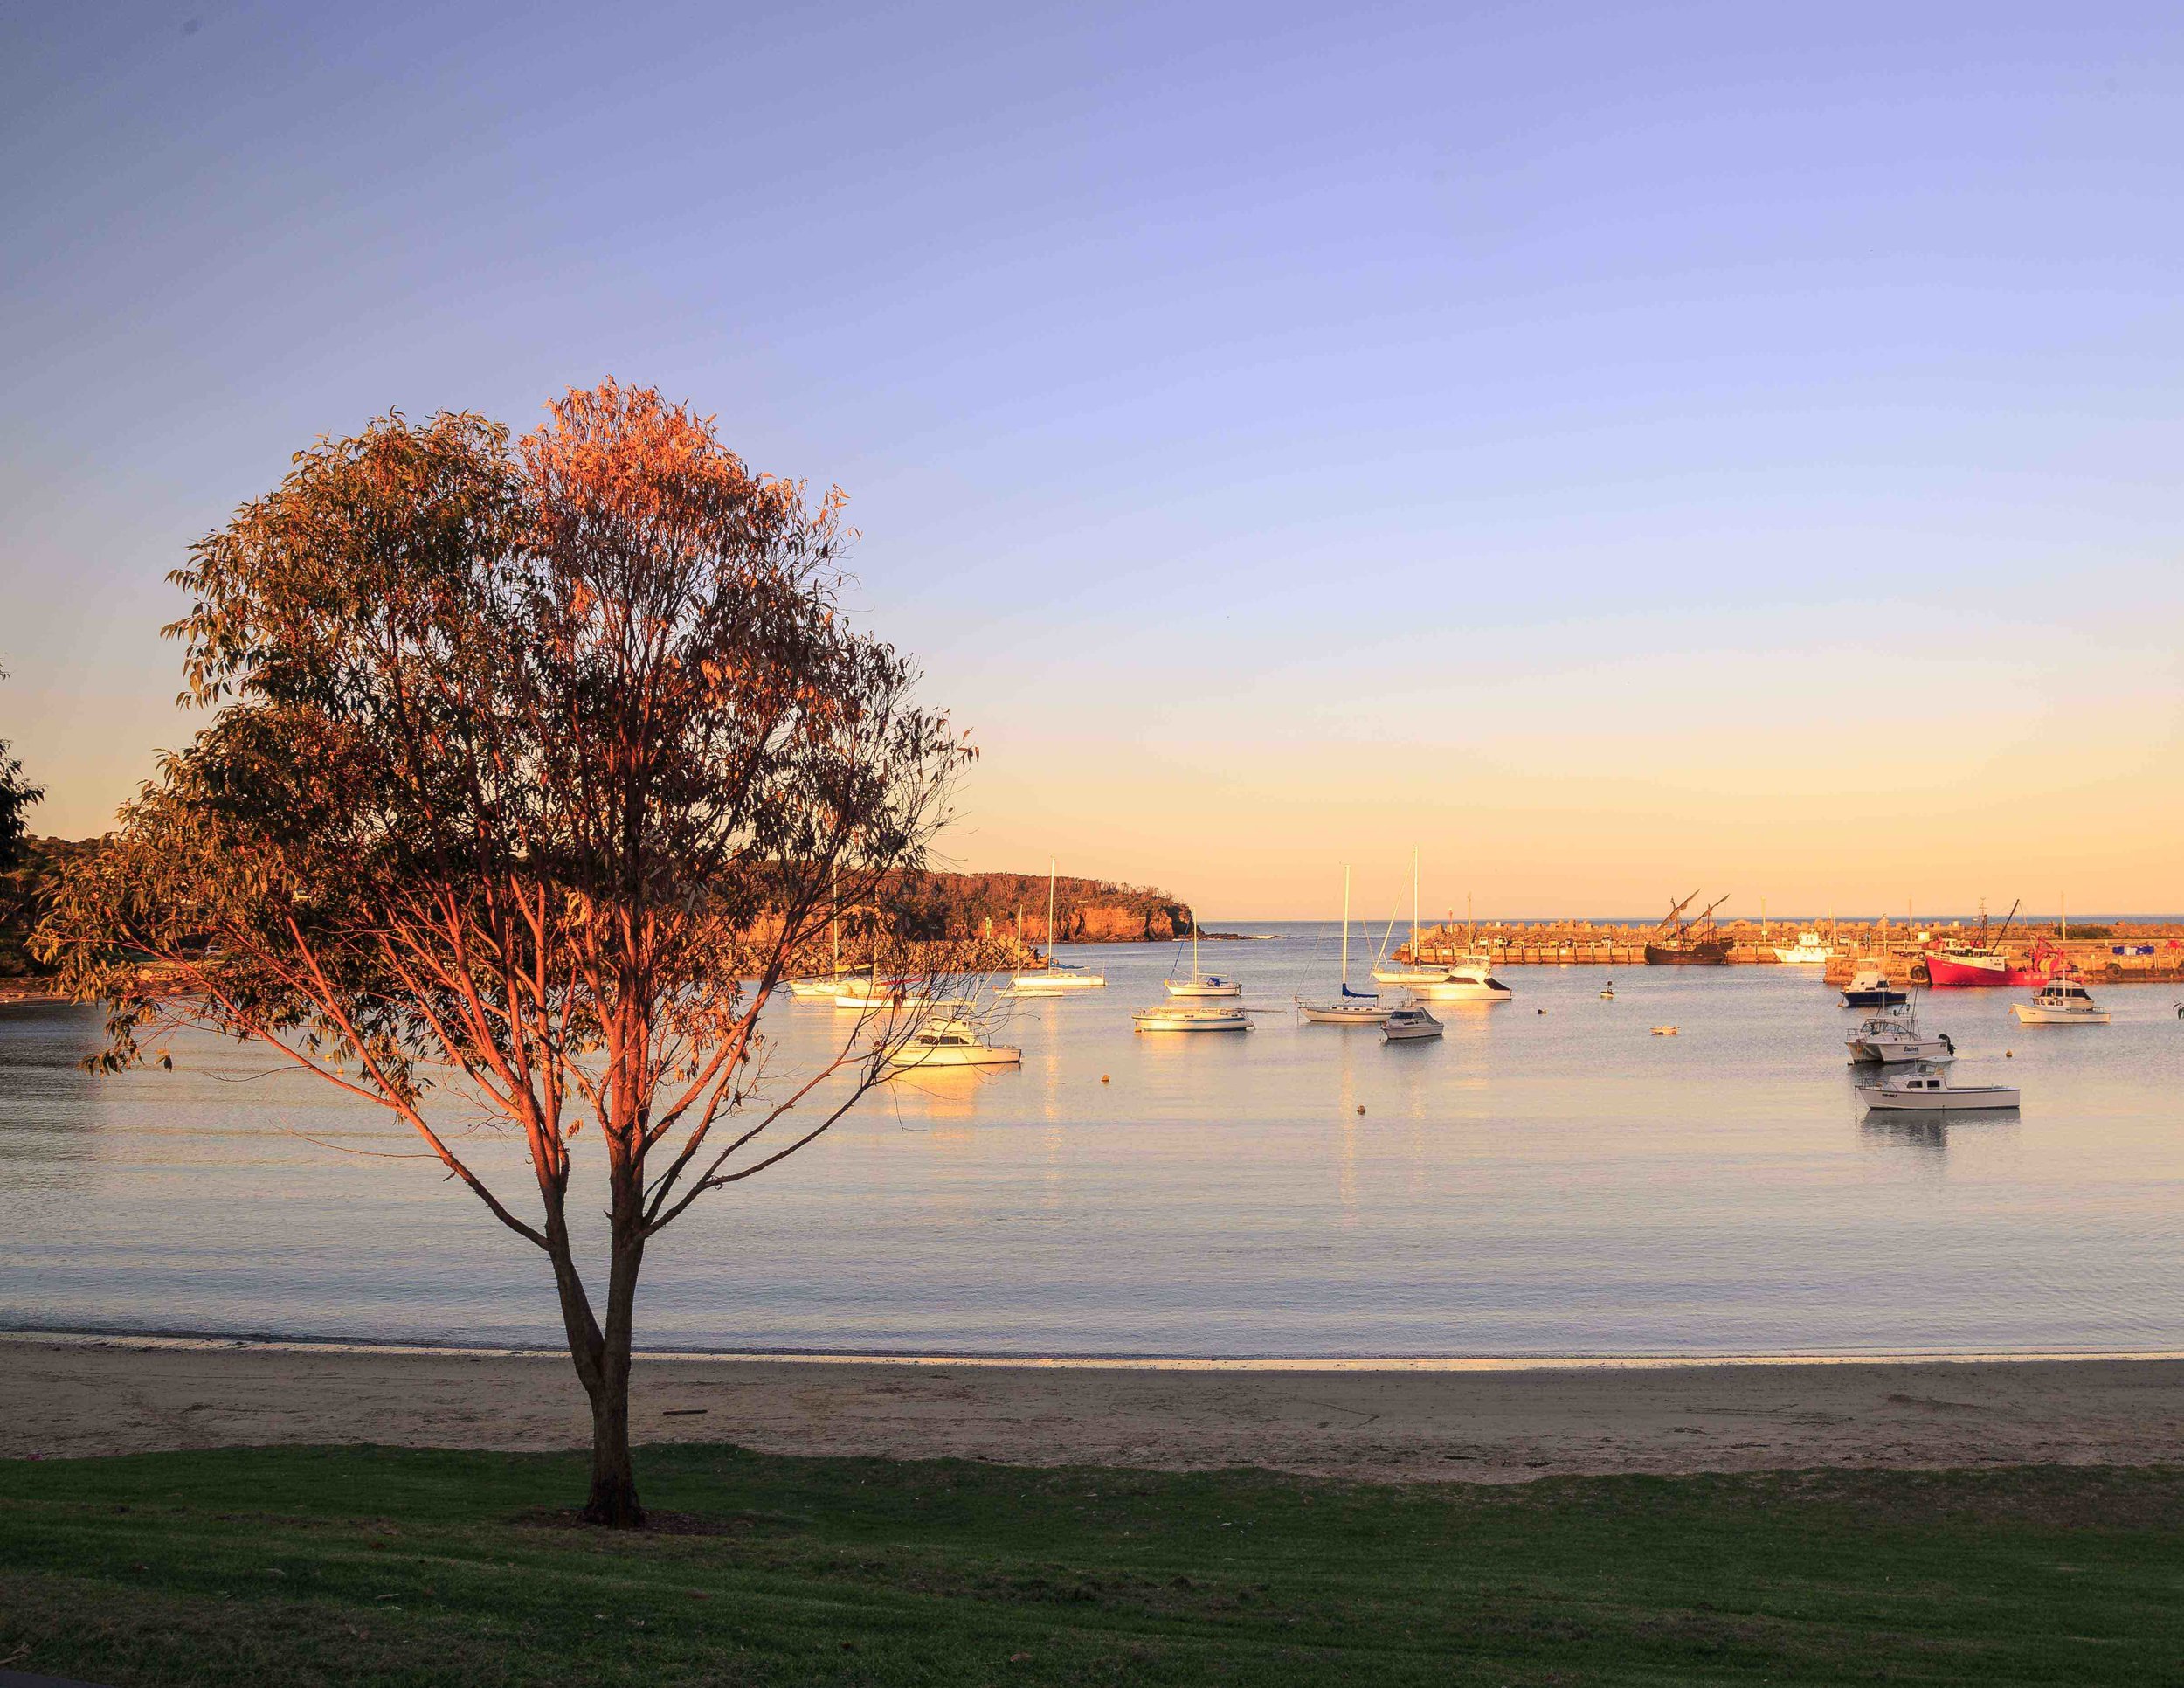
[3,1447,2180,1685]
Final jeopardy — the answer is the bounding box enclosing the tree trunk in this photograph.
[583,1347,642,1527]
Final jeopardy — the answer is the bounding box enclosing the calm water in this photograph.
[4,924,2181,1357]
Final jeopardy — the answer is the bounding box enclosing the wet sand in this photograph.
[6,1336,2181,1481]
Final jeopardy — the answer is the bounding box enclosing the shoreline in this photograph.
[9,1332,2180,1481]
[10,1327,2184,1370]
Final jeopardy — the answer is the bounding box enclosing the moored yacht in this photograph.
[883,1018,1021,1069]
[1008,860,1105,993]
[1381,1003,1443,1042]
[2012,977,2110,1024]
[1133,1002,1251,1033]
[1413,951,1513,1003]
[1856,1069,2020,1112]
[1164,917,1242,997]
[1299,865,1391,1025]
[1372,847,1454,987]
[1839,962,1907,1008]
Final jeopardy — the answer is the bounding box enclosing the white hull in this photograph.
[1134,1006,1251,1032]
[1371,967,1448,986]
[1382,1008,1443,1041]
[1846,1035,1955,1064]
[2012,1003,2110,1024]
[1298,1000,1390,1025]
[1165,977,1242,998]
[1773,943,1828,965]
[1413,976,1511,1003]
[886,1043,1021,1069]
[1008,970,1104,990]
[1858,1083,2019,1111]
[787,974,860,999]
[833,985,936,1010]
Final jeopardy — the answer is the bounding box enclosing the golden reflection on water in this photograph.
[3,932,2181,1358]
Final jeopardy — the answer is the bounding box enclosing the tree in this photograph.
[0,664,43,873]
[39,383,979,1525]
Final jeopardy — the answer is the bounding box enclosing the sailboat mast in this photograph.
[1411,846,1419,961]
[1341,864,1351,987]
[1047,858,1056,974]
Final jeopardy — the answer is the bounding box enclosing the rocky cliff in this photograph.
[883,870,1192,944]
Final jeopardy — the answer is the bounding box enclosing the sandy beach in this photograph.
[6,1335,2180,1481]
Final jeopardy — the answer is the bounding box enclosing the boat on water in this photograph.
[884,1018,1021,1069]
[1133,1002,1251,1033]
[2013,977,2111,1024]
[1856,1069,2020,1112]
[1299,867,1391,1026]
[788,870,861,996]
[1925,898,2045,987]
[1844,1003,1955,1064]
[1164,916,1241,998]
[1645,889,1733,965]
[1381,1004,1443,1042]
[1839,962,1907,1008]
[1372,847,1454,987]
[1773,930,1829,965]
[833,976,935,1010]
[1007,860,1105,993]
[1413,952,1513,1003]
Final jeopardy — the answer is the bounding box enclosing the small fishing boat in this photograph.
[1773,930,1829,965]
[1381,1004,1443,1042]
[1839,962,1907,1009]
[1845,1003,1955,1065]
[1925,899,2043,987]
[1650,1024,1679,1036]
[1856,1069,2020,1112]
[1008,860,1105,992]
[1600,981,1615,999]
[884,1018,1021,1069]
[2012,977,2111,1024]
[1300,866,1392,1025]
[1133,1003,1251,1033]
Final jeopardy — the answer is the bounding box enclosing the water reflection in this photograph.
[3,935,2181,1357]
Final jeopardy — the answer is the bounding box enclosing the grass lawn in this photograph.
[3,1447,2180,1685]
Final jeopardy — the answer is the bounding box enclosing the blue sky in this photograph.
[3,2,2179,915]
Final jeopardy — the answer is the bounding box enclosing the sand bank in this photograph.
[4,1335,2180,1481]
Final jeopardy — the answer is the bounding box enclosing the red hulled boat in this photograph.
[1923,898,2051,987]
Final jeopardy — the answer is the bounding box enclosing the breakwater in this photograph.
[1399,920,2184,982]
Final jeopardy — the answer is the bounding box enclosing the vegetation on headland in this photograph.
[0,835,94,985]
[3,1445,2179,1685]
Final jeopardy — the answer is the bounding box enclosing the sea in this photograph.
[3,922,2181,1359]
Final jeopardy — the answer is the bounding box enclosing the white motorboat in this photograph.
[1165,916,1241,997]
[2012,977,2110,1024]
[1133,1003,1251,1033]
[1413,951,1512,1003]
[1773,930,1829,965]
[1008,859,1105,992]
[1300,865,1392,1025]
[788,973,861,1000]
[1856,1069,2020,1112]
[1381,1004,1443,1042]
[884,1018,1021,1069]
[1844,1004,1955,1064]
[1371,846,1453,986]
[1839,962,1908,1008]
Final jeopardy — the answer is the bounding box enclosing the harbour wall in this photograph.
[1399,921,2184,982]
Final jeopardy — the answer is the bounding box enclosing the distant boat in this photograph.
[1372,847,1454,987]
[884,1017,1021,1069]
[1133,1002,1251,1033]
[1164,915,1241,998]
[2013,977,2110,1025]
[1645,889,1733,965]
[1857,1069,2020,1112]
[1299,866,1390,1026]
[1845,1003,1955,1065]
[833,977,935,1010]
[1008,860,1105,993]
[1840,962,1907,1008]
[788,867,861,996]
[1925,898,2045,987]
[1773,931,1829,965]
[1381,1003,1443,1042]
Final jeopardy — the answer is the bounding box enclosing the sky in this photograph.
[2,1,2179,919]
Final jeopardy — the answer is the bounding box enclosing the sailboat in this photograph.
[1413,893,1513,1003]
[1007,860,1105,993]
[1298,866,1390,1025]
[1163,909,1242,997]
[1372,847,1454,986]
[788,867,865,998]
